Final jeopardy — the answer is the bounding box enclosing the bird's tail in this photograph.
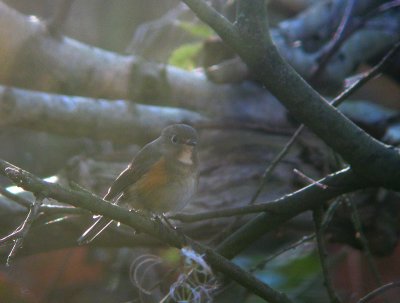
[78,216,113,245]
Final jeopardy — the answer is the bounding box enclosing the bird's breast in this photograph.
[121,157,197,213]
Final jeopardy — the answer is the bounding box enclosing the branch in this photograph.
[192,40,400,243]
[332,41,400,107]
[172,167,363,222]
[0,1,265,115]
[275,0,400,85]
[0,186,31,208]
[251,234,315,272]
[182,0,400,191]
[357,281,400,303]
[174,168,369,221]
[310,0,357,80]
[215,168,369,259]
[2,0,398,104]
[345,196,384,287]
[248,41,400,204]
[313,207,342,303]
[47,0,75,36]
[0,158,294,303]
[0,196,43,265]
[207,0,400,86]
[0,85,205,143]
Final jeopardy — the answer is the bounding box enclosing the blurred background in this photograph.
[0,0,400,302]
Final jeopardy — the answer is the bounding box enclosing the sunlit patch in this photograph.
[5,175,58,194]
[28,15,40,23]
[44,175,58,183]
[6,185,24,194]
[44,216,70,225]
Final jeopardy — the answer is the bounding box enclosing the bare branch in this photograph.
[357,281,400,303]
[310,0,357,80]
[0,85,205,143]
[172,168,366,223]
[0,1,256,114]
[0,186,31,208]
[313,207,342,303]
[0,158,294,303]
[0,196,43,265]
[215,168,369,259]
[181,0,400,191]
[251,234,316,272]
[345,196,384,288]
[332,41,400,107]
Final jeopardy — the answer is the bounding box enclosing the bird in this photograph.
[78,124,199,244]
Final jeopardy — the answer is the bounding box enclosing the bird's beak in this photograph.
[185,138,197,146]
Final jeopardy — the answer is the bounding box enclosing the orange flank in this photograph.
[134,157,169,194]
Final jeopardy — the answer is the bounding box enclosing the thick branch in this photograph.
[0,85,205,143]
[2,1,398,108]
[275,0,400,85]
[215,168,369,259]
[182,0,400,190]
[0,159,293,303]
[0,2,262,115]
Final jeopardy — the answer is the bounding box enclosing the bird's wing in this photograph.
[104,140,162,201]
[77,140,162,245]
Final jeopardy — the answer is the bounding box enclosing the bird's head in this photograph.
[161,124,198,165]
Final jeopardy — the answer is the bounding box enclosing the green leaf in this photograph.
[168,42,202,70]
[178,21,214,38]
[160,247,181,266]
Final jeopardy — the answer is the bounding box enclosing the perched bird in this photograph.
[78,124,199,244]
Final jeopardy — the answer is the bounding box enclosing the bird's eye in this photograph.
[171,135,178,144]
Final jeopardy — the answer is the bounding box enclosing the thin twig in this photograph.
[205,122,301,242]
[246,40,400,215]
[312,0,400,82]
[171,168,365,223]
[321,198,342,232]
[313,207,342,303]
[251,233,316,272]
[332,41,400,107]
[311,0,357,80]
[1,195,44,265]
[0,183,87,216]
[344,196,384,288]
[0,159,294,303]
[181,0,239,45]
[40,204,87,215]
[369,0,400,19]
[240,40,400,212]
[293,168,328,189]
[357,281,400,303]
[250,125,305,204]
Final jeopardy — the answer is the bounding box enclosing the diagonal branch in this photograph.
[215,167,369,259]
[357,281,400,303]
[0,159,293,303]
[172,168,367,222]
[0,195,43,265]
[181,0,400,190]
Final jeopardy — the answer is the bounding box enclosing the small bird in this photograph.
[78,124,199,244]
